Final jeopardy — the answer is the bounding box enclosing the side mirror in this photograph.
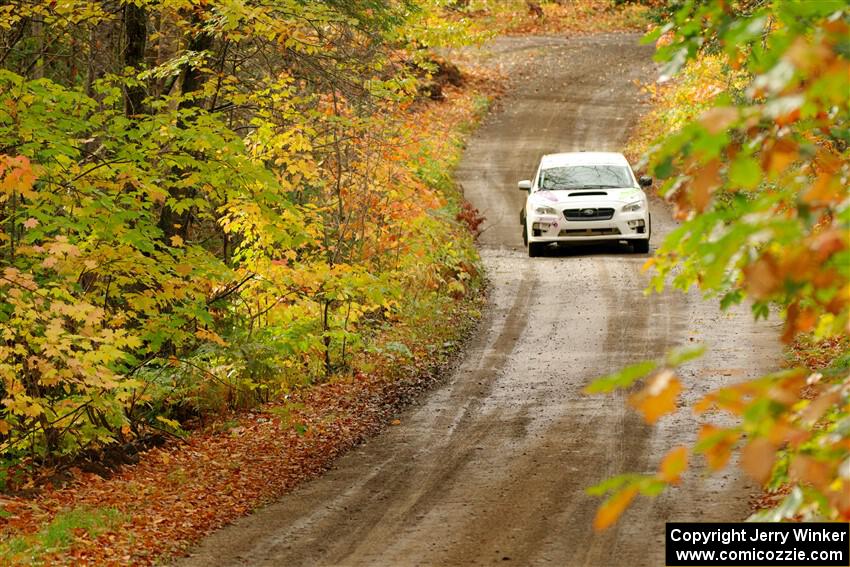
[518,180,532,191]
[638,175,653,188]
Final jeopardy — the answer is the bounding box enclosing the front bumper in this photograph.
[527,210,649,243]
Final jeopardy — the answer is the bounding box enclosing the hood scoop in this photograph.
[568,191,607,197]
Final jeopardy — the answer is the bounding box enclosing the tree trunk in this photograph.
[123,2,147,116]
[157,26,213,243]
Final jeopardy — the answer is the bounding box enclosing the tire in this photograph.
[522,221,528,247]
[632,238,650,254]
[528,242,545,257]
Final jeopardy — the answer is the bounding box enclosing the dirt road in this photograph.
[178,34,779,566]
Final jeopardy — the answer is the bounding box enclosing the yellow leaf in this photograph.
[659,446,688,484]
[175,264,192,276]
[170,235,184,247]
[23,401,43,418]
[156,415,181,430]
[0,420,9,435]
[195,328,228,347]
[593,485,638,531]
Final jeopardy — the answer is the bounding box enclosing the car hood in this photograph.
[529,187,644,207]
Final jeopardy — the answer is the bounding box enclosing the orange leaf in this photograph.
[740,438,776,484]
[0,155,37,198]
[763,138,798,177]
[629,370,682,424]
[783,303,817,343]
[698,425,741,471]
[811,230,846,262]
[694,383,752,415]
[789,455,832,491]
[803,173,841,204]
[767,419,809,447]
[699,107,738,135]
[593,485,638,531]
[780,250,819,285]
[689,160,721,212]
[659,446,688,484]
[799,390,840,427]
[742,254,781,300]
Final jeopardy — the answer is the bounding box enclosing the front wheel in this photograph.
[528,242,545,257]
[632,238,650,254]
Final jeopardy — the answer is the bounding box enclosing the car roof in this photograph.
[539,152,629,168]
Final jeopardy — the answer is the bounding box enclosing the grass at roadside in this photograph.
[0,507,125,561]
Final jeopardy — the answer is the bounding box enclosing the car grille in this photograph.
[563,207,615,221]
[559,228,621,236]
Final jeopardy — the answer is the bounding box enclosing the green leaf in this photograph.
[585,360,658,394]
[665,344,706,367]
[728,157,761,189]
[586,473,642,496]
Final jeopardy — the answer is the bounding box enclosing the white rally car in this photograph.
[519,152,652,257]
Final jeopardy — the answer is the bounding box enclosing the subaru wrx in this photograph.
[519,152,652,257]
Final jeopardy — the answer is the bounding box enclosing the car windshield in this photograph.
[538,165,632,190]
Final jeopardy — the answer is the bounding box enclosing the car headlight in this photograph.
[622,201,643,212]
[534,206,558,215]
